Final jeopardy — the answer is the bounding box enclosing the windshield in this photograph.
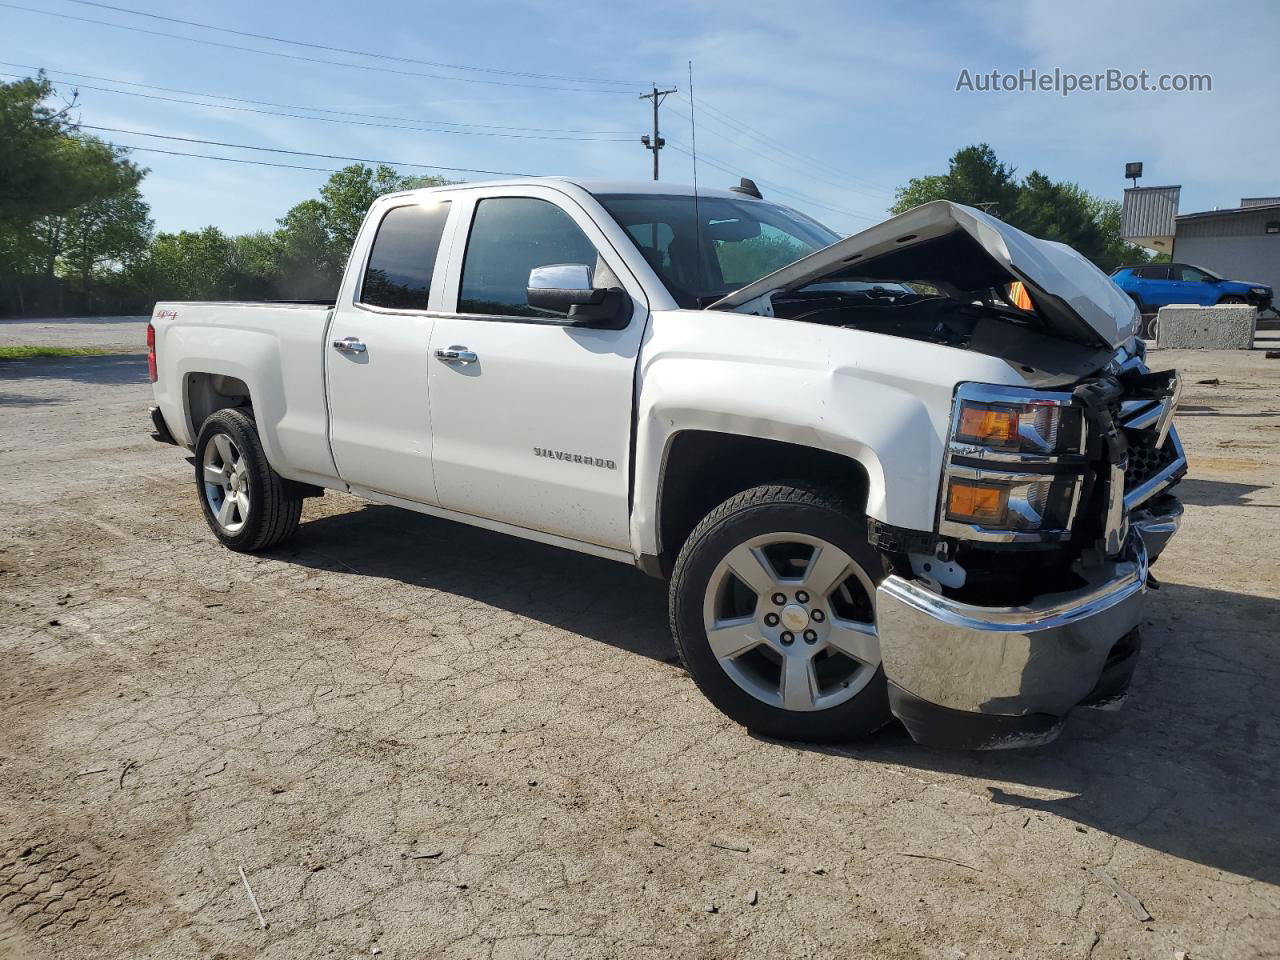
[596,193,840,308]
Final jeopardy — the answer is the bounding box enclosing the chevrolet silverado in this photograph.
[147,178,1186,749]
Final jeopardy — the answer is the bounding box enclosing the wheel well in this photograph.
[186,373,252,436]
[655,431,869,573]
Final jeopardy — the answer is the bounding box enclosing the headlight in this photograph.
[949,387,1083,457]
[1250,287,1269,296]
[938,384,1086,542]
[943,469,1080,534]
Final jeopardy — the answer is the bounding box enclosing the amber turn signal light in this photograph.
[946,479,1009,526]
[955,405,1019,448]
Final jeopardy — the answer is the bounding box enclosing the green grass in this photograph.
[0,345,119,359]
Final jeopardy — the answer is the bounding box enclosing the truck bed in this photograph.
[149,299,337,484]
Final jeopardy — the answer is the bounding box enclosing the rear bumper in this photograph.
[149,405,177,445]
[877,534,1150,749]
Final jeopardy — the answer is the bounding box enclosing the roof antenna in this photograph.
[688,59,706,306]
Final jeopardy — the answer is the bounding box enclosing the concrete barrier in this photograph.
[1155,304,1257,349]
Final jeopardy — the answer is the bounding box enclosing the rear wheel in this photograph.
[194,408,302,552]
[669,484,890,742]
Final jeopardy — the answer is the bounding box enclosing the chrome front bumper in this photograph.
[1131,497,1183,562]
[877,534,1152,749]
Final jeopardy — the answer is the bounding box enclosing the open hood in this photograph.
[708,200,1138,349]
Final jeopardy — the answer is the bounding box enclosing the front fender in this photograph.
[630,311,1027,557]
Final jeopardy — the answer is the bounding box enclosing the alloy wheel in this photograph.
[701,532,880,712]
[202,433,250,534]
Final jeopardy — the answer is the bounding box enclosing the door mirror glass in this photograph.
[526,264,629,329]
[528,263,593,293]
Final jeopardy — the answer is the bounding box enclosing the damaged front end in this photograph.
[871,352,1186,749]
[707,199,1189,748]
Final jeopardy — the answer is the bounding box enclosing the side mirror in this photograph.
[527,263,630,329]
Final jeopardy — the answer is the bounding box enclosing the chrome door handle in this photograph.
[332,337,367,354]
[435,346,478,364]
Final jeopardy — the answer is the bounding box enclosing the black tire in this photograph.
[1219,295,1246,305]
[194,407,302,552]
[669,484,891,743]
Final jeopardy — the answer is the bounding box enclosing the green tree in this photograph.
[145,227,237,301]
[274,198,339,298]
[1013,173,1107,261]
[274,164,448,298]
[890,144,1148,272]
[3,84,457,314]
[228,232,283,300]
[892,144,1020,219]
[1,75,151,314]
[59,181,153,308]
[1,77,143,227]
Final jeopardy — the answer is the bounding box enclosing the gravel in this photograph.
[1,326,1277,959]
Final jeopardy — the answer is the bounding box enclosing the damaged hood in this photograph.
[708,200,1139,349]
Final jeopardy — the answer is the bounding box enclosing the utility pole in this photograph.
[639,83,677,181]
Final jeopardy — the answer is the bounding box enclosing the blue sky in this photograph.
[5,0,1278,236]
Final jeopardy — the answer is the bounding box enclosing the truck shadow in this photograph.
[812,578,1280,886]
[1175,477,1274,507]
[280,504,1279,886]
[281,502,676,663]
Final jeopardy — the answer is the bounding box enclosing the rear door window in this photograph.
[360,200,451,310]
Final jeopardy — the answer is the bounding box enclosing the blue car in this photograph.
[1111,263,1274,324]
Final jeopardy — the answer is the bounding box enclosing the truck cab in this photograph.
[147,178,1185,749]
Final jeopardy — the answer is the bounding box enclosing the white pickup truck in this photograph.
[147,177,1185,749]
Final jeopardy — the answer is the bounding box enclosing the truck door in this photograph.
[425,186,648,550]
[326,196,454,503]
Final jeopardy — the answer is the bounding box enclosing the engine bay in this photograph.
[770,285,1115,380]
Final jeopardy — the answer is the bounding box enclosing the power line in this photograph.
[680,102,893,204]
[664,141,876,228]
[675,92,895,200]
[690,93,893,194]
[66,135,346,173]
[0,3,640,94]
[59,0,649,87]
[9,73,634,143]
[1,61,629,134]
[74,124,539,177]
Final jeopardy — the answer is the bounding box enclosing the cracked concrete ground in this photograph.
[1,320,1277,959]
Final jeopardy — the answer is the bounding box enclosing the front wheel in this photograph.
[1219,295,1247,305]
[669,484,890,742]
[194,408,302,552]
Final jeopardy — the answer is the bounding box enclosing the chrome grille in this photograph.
[1118,396,1186,511]
[1125,429,1181,490]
